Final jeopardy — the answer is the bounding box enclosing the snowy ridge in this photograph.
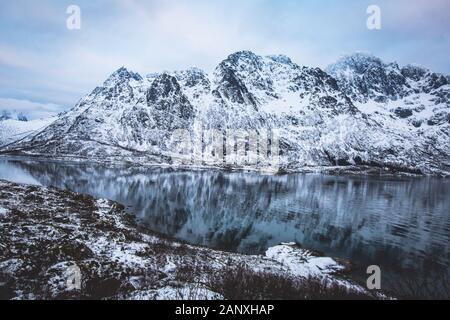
[1,51,449,175]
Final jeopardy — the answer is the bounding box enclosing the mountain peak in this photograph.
[327,52,387,75]
[266,54,293,65]
[103,67,143,87]
[222,51,261,67]
[227,50,258,59]
[224,51,295,66]
[327,52,449,104]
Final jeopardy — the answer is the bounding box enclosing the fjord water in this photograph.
[1,157,449,290]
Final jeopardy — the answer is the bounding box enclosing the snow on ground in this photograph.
[0,179,381,300]
[0,206,8,218]
[266,243,345,278]
[0,117,56,147]
[123,285,222,300]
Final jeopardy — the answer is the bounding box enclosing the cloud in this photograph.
[382,0,450,34]
[0,45,39,70]
[0,0,449,117]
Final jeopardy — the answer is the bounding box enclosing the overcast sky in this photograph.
[0,0,449,119]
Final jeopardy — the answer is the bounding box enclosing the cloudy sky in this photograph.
[0,0,449,119]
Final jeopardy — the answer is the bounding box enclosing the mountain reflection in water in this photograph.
[0,157,449,285]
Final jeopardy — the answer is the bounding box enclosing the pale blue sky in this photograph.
[0,0,449,119]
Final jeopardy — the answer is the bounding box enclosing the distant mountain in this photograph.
[1,51,449,175]
[0,117,56,147]
[0,110,28,122]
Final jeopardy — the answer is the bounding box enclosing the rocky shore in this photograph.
[0,180,380,300]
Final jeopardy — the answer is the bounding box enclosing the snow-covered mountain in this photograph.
[1,51,449,174]
[327,52,449,127]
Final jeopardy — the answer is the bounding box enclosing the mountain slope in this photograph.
[327,52,449,126]
[0,117,56,147]
[327,53,449,174]
[1,51,449,175]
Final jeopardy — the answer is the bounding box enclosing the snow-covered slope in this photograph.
[326,52,449,127]
[0,117,56,147]
[326,53,449,174]
[1,51,449,174]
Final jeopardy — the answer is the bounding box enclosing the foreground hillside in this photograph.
[0,180,378,300]
[1,51,448,175]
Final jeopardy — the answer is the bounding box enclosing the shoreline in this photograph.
[0,179,383,300]
[1,154,447,178]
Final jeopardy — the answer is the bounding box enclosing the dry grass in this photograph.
[174,262,374,300]
[386,271,450,300]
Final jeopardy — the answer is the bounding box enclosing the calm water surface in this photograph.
[0,157,449,288]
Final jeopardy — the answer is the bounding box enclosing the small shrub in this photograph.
[206,263,372,300]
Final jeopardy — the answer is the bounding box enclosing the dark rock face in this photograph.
[426,73,449,92]
[147,74,182,103]
[214,57,259,107]
[394,108,413,119]
[327,53,408,102]
[146,74,194,128]
[401,65,428,82]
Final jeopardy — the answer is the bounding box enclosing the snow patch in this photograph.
[265,244,345,278]
[0,206,8,218]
